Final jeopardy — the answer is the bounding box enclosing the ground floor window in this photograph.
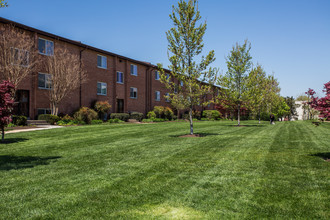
[130,87,137,99]
[97,82,107,96]
[37,108,51,115]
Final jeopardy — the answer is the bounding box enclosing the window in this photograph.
[117,71,124,83]
[165,93,170,102]
[97,55,107,69]
[37,108,51,115]
[174,86,178,94]
[166,73,170,81]
[97,82,107,95]
[155,71,160,80]
[130,87,138,99]
[180,81,184,87]
[38,73,52,89]
[11,48,29,66]
[155,91,160,101]
[130,64,138,76]
[38,38,54,56]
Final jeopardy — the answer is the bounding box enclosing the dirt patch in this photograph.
[179,134,204,138]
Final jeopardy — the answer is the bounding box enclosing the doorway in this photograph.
[14,90,30,117]
[117,99,124,113]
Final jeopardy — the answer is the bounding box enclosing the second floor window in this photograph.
[97,82,107,95]
[130,87,137,99]
[11,48,29,66]
[155,91,160,101]
[38,73,52,89]
[117,71,124,83]
[130,64,138,76]
[38,38,54,56]
[97,55,107,69]
[155,71,160,80]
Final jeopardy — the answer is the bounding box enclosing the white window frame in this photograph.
[155,91,160,101]
[155,71,160,80]
[38,38,54,56]
[97,82,107,96]
[38,73,52,90]
[130,64,138,76]
[117,71,124,84]
[97,54,107,69]
[37,108,51,115]
[130,87,138,99]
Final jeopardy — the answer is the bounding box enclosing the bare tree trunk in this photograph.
[1,126,4,142]
[258,108,261,124]
[237,103,241,126]
[189,107,193,135]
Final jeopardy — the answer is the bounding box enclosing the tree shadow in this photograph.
[0,138,28,144]
[0,155,61,171]
[310,152,330,161]
[219,124,267,127]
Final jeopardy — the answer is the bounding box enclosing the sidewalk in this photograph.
[5,125,63,134]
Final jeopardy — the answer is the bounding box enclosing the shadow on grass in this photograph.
[170,132,221,138]
[310,152,330,161]
[0,155,61,171]
[0,138,28,144]
[219,124,267,127]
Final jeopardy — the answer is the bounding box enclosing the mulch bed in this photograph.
[179,134,204,138]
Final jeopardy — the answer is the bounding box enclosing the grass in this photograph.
[0,121,329,219]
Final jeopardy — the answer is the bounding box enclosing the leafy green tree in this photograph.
[159,0,217,135]
[273,97,290,121]
[247,63,267,123]
[284,96,298,120]
[0,0,8,7]
[218,40,252,126]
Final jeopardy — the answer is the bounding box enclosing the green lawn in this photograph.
[0,121,329,219]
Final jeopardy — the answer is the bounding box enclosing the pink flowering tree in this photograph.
[310,81,330,121]
[305,88,316,120]
[0,80,15,142]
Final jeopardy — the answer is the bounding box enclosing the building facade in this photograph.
[0,17,216,119]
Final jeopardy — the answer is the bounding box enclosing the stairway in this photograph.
[27,120,50,126]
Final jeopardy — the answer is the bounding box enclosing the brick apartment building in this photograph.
[0,17,216,119]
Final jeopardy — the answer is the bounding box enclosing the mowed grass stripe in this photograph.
[0,121,328,219]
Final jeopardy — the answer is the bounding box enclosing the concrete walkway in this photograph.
[5,125,63,134]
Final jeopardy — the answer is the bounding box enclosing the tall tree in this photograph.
[305,88,315,120]
[0,80,15,142]
[247,63,267,123]
[45,47,86,116]
[284,96,298,120]
[0,24,39,90]
[218,40,252,126]
[159,0,217,135]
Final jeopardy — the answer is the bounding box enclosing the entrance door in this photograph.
[14,90,30,117]
[117,99,124,113]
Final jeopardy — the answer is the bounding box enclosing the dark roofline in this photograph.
[0,16,160,69]
[0,17,220,88]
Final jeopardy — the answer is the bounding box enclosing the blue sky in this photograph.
[1,0,329,97]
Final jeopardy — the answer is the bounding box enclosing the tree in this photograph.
[0,24,39,90]
[247,63,268,123]
[305,88,316,120]
[45,47,86,116]
[273,97,290,121]
[284,96,297,120]
[159,0,217,135]
[0,81,15,142]
[310,81,330,120]
[0,0,8,8]
[217,40,252,126]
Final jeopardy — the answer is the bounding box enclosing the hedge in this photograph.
[38,114,60,125]
[110,113,130,122]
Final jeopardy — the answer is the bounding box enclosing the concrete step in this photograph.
[27,120,50,126]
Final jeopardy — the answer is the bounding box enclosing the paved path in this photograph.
[5,125,63,134]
